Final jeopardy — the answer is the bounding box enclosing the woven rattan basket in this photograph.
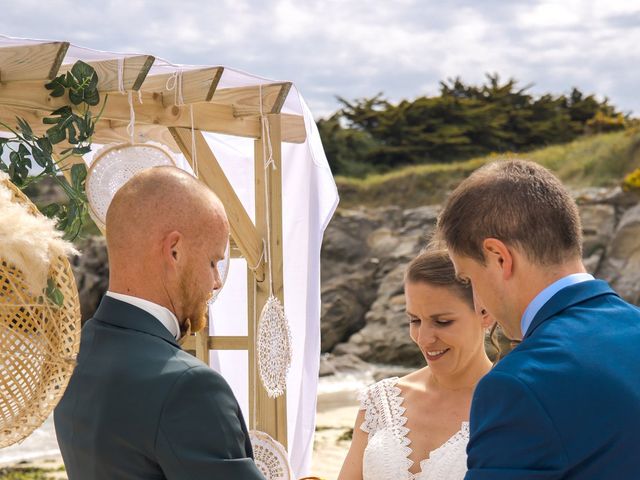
[0,178,81,448]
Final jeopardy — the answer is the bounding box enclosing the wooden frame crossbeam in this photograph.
[169,127,266,281]
[142,67,224,105]
[59,55,155,92]
[0,81,306,143]
[181,335,249,351]
[213,82,292,116]
[0,42,69,82]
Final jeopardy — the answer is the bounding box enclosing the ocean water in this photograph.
[0,415,60,466]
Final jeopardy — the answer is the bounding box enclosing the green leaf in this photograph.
[70,61,95,82]
[44,75,68,97]
[51,106,73,117]
[72,145,91,155]
[46,278,64,306]
[16,117,33,140]
[40,203,61,218]
[84,88,100,106]
[71,163,87,190]
[36,137,53,155]
[67,123,78,144]
[46,125,66,144]
[32,146,48,168]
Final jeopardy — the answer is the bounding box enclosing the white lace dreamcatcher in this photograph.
[250,430,293,480]
[255,84,292,398]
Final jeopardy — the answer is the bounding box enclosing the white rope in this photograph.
[126,91,135,144]
[252,275,257,427]
[117,58,126,94]
[190,104,198,177]
[166,69,185,106]
[259,83,276,295]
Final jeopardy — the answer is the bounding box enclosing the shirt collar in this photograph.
[105,291,181,340]
[520,273,594,337]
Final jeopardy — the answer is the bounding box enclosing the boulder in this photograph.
[598,203,640,304]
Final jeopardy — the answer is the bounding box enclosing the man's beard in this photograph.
[178,272,210,335]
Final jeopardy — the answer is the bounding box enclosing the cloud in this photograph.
[0,0,638,118]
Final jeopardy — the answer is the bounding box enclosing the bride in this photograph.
[338,249,495,480]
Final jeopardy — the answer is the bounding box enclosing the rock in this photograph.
[372,365,415,382]
[321,268,377,352]
[598,203,640,304]
[579,204,616,257]
[71,236,109,322]
[319,353,371,376]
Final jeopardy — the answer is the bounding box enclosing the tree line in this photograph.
[317,74,631,177]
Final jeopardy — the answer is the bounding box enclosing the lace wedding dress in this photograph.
[359,377,469,480]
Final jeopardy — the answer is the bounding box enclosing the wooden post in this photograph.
[252,113,287,447]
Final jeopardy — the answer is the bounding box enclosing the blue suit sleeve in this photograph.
[155,366,265,480]
[464,371,569,480]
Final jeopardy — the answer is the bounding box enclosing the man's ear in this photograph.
[482,238,513,280]
[162,231,182,268]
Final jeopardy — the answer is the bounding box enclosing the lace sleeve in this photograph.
[357,377,400,436]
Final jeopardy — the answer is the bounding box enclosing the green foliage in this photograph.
[0,467,57,480]
[319,74,631,176]
[336,129,640,209]
[0,61,104,240]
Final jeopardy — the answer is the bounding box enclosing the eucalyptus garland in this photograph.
[0,61,105,240]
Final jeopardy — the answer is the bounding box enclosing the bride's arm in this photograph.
[337,409,368,480]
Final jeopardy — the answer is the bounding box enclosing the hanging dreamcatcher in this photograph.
[256,84,292,398]
[85,141,177,230]
[249,430,293,480]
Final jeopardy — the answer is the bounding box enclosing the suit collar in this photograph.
[523,279,617,340]
[92,295,181,349]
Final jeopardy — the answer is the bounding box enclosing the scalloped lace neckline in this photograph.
[386,377,469,478]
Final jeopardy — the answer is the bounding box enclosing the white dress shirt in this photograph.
[105,291,181,340]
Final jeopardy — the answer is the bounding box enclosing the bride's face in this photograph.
[405,281,488,376]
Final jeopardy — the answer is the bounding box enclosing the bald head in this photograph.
[105,167,230,329]
[106,166,227,259]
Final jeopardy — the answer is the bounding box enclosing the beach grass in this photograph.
[335,129,640,209]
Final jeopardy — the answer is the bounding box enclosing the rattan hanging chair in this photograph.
[0,176,81,448]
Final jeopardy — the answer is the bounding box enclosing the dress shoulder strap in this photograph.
[358,377,407,439]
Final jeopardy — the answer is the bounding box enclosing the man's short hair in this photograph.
[436,159,582,265]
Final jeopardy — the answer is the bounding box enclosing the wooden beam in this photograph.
[59,55,155,92]
[212,82,292,116]
[0,81,306,143]
[169,127,266,281]
[142,67,224,105]
[0,42,69,82]
[252,114,287,447]
[182,335,249,351]
[0,105,181,152]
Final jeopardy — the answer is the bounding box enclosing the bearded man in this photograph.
[54,167,264,480]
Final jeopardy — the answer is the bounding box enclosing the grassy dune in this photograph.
[336,129,640,209]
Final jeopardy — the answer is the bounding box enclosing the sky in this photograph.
[1,0,638,118]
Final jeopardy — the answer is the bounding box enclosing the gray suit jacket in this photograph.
[54,296,265,480]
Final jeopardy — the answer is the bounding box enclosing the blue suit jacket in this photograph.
[54,296,265,480]
[465,280,640,479]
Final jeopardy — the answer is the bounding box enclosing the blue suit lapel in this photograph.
[91,295,181,349]
[523,280,618,340]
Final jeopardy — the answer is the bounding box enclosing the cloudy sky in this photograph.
[1,0,638,118]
